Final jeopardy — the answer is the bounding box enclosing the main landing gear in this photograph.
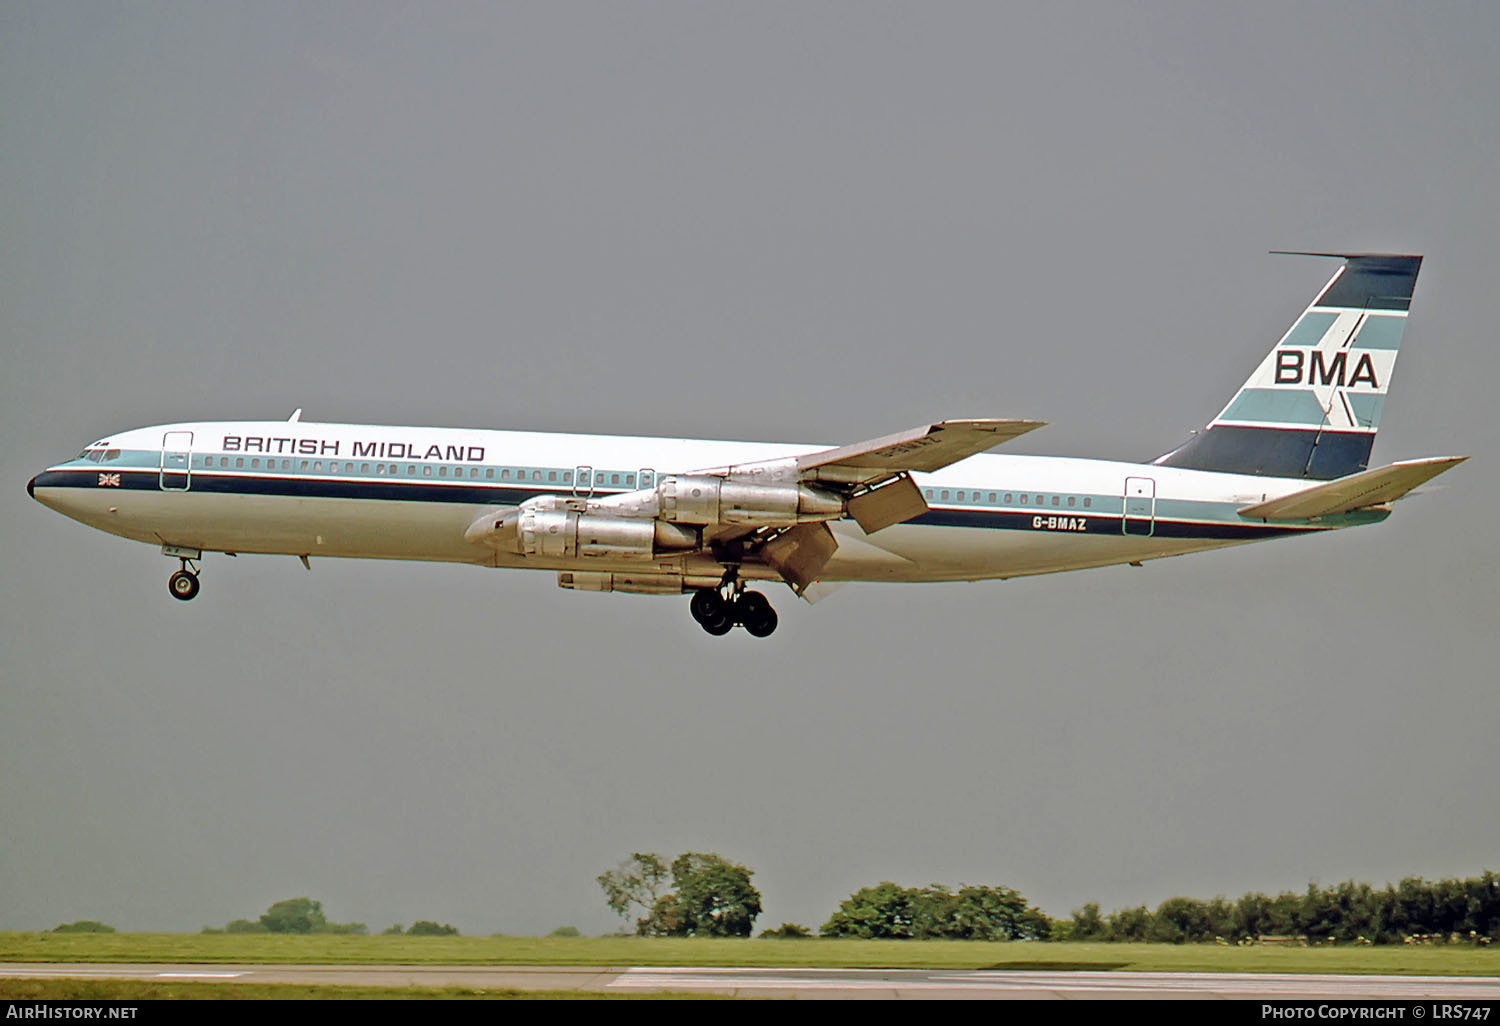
[168,559,200,601]
[689,584,779,638]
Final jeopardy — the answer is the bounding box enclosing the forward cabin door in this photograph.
[160,431,193,491]
[1123,476,1155,536]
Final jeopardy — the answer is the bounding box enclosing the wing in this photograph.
[794,418,1048,485]
[714,418,1045,591]
[473,418,1045,598]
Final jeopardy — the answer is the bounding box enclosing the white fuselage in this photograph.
[29,420,1382,589]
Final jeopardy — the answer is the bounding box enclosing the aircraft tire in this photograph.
[689,589,724,625]
[168,570,200,601]
[738,592,778,637]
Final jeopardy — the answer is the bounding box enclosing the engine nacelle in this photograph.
[654,475,843,526]
[558,571,705,594]
[516,509,699,560]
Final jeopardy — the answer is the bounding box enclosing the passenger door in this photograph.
[160,431,193,491]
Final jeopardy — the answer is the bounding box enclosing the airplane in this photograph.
[28,252,1465,637]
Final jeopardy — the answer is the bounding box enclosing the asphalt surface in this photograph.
[4,964,1500,999]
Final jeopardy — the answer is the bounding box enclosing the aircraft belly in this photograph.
[48,489,491,564]
[822,522,1241,582]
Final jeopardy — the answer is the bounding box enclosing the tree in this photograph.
[407,920,459,936]
[253,897,364,935]
[1068,903,1106,941]
[661,852,762,937]
[260,897,327,934]
[225,918,269,934]
[597,853,671,930]
[820,882,918,938]
[821,882,1050,940]
[599,851,762,937]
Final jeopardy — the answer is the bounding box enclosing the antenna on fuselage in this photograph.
[288,408,303,422]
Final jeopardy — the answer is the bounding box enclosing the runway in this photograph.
[5,964,1500,999]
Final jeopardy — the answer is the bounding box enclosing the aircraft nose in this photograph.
[27,475,36,499]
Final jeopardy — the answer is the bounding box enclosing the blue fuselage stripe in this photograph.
[32,468,1326,541]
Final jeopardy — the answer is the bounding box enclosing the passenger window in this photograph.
[314,461,323,472]
[956,491,965,501]
[328,462,337,473]
[940,490,949,500]
[988,493,996,503]
[1005,493,1012,503]
[924,490,933,499]
[1020,494,1027,504]
[1035,495,1043,505]
[549,471,558,482]
[345,463,354,473]
[470,468,478,479]
[236,457,245,468]
[501,469,510,480]
[626,474,635,487]
[486,468,494,479]
[439,466,447,477]
[1068,496,1076,507]
[361,463,370,474]
[1084,497,1092,508]
[1052,495,1060,506]
[533,470,541,481]
[563,471,571,484]
[424,466,432,476]
[252,458,261,469]
[611,473,620,485]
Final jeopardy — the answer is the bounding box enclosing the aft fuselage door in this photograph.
[160,431,193,491]
[573,465,594,498]
[1123,476,1155,536]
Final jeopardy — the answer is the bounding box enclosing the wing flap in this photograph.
[845,473,928,533]
[760,523,839,595]
[1237,456,1467,520]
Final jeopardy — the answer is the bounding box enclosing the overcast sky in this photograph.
[3,1,1497,936]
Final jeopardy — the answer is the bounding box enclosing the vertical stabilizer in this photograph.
[1156,253,1421,479]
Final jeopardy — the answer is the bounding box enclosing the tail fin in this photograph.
[1155,252,1422,479]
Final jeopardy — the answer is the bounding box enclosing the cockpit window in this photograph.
[79,443,118,462]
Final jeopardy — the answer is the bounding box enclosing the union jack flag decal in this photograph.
[98,473,121,487]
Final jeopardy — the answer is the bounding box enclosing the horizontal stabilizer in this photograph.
[1237,456,1467,520]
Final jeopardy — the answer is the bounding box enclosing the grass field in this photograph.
[0,979,714,1001]
[2,933,1498,976]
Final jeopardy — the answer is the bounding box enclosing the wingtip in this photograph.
[1270,249,1425,260]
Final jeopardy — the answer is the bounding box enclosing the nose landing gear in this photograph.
[168,559,200,601]
[688,582,779,638]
